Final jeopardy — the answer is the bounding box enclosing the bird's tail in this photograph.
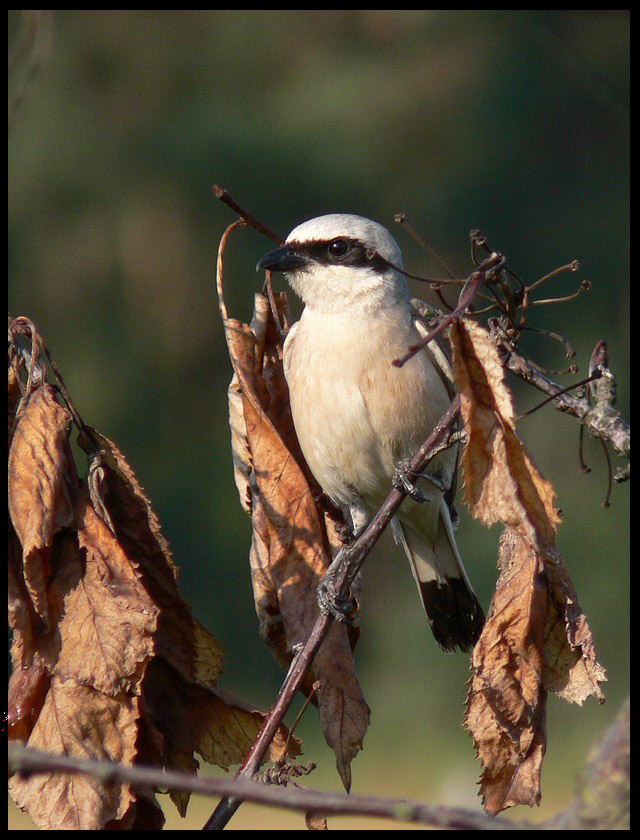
[391,503,484,652]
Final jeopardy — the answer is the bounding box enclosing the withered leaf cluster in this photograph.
[450,318,607,815]
[221,279,370,793]
[8,318,295,830]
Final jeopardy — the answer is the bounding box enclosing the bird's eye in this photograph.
[327,238,351,259]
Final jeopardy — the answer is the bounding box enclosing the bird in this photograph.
[257,214,484,652]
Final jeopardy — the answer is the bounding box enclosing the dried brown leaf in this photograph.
[451,318,560,548]
[223,290,369,790]
[451,319,606,814]
[8,384,74,627]
[76,426,212,684]
[7,658,49,742]
[8,351,22,439]
[229,370,253,514]
[8,680,162,830]
[541,544,607,705]
[8,321,299,828]
[141,660,299,781]
[56,496,159,694]
[465,529,547,814]
[306,812,330,830]
[8,519,37,671]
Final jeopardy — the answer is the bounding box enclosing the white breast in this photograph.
[283,304,454,508]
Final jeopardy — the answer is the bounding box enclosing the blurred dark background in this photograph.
[9,10,628,830]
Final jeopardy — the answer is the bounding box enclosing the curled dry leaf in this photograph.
[221,277,370,792]
[465,529,548,814]
[8,385,74,630]
[8,319,296,830]
[450,318,606,815]
[451,318,561,547]
[540,543,607,705]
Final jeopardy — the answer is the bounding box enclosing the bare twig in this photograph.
[215,219,247,322]
[516,371,602,420]
[10,695,629,830]
[519,325,576,360]
[525,260,581,295]
[263,270,287,340]
[8,742,522,830]
[393,252,506,368]
[394,212,458,280]
[529,278,592,306]
[213,185,283,245]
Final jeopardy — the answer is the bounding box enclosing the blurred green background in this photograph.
[8,10,628,830]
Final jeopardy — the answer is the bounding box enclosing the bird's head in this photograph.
[257,214,408,311]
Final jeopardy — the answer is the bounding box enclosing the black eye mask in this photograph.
[287,237,389,273]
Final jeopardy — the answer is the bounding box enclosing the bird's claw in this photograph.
[317,570,357,624]
[393,458,431,503]
[333,519,356,546]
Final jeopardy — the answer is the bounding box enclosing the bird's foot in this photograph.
[393,458,451,502]
[333,518,356,546]
[393,458,431,503]
[317,562,357,624]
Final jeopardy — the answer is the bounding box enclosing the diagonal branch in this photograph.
[203,396,462,830]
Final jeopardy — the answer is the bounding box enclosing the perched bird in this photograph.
[257,214,483,651]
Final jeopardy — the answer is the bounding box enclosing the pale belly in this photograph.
[284,309,454,508]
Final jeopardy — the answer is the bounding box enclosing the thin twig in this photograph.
[519,325,576,359]
[394,212,458,280]
[529,279,591,306]
[516,371,602,420]
[525,260,580,295]
[371,251,462,285]
[263,270,286,340]
[213,185,283,244]
[393,252,506,368]
[598,438,613,507]
[215,219,247,322]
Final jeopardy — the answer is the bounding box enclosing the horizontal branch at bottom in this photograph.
[8,742,524,830]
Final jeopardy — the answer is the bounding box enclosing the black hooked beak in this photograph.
[256,245,308,273]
